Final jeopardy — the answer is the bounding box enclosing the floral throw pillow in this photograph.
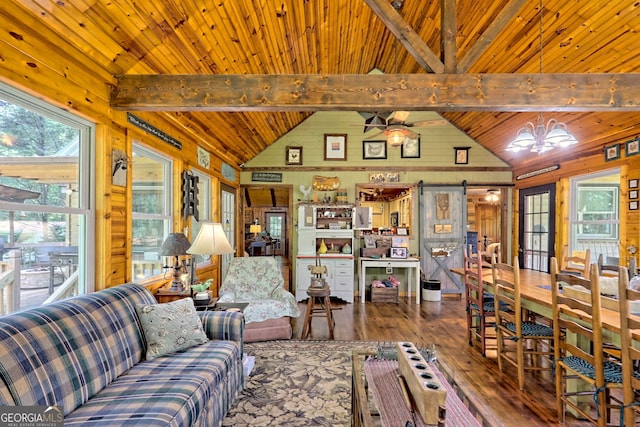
[136,298,209,360]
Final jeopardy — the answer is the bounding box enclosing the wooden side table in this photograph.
[155,289,191,303]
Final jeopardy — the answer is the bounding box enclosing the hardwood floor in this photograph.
[291,295,596,427]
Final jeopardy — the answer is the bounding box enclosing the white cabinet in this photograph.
[296,203,356,303]
[296,256,354,303]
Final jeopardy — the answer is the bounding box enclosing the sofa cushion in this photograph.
[136,298,208,360]
[62,340,243,427]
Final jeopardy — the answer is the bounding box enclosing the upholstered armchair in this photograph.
[218,257,300,341]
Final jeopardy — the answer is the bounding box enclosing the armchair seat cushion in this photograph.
[218,257,300,326]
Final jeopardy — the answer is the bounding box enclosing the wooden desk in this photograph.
[359,257,421,304]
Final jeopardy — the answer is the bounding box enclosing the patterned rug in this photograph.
[222,340,381,426]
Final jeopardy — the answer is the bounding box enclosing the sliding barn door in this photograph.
[419,184,467,295]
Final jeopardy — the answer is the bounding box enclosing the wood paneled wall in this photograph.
[0,20,238,291]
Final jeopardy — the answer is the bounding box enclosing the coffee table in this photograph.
[351,347,501,427]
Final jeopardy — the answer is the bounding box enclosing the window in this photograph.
[569,169,620,262]
[0,83,94,313]
[189,169,211,274]
[131,144,172,280]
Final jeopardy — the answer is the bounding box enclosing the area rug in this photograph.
[222,340,381,426]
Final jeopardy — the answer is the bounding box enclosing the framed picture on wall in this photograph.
[324,134,347,160]
[630,200,639,211]
[604,143,620,162]
[454,147,470,164]
[363,140,387,159]
[630,179,639,189]
[285,146,303,165]
[401,136,420,158]
[626,138,640,157]
[630,190,638,200]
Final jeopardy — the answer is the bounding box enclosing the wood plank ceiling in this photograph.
[4,0,640,177]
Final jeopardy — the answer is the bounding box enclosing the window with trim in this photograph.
[131,143,172,280]
[569,169,620,262]
[0,82,94,313]
[189,169,211,270]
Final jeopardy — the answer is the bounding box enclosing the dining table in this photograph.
[451,265,627,418]
[450,266,624,345]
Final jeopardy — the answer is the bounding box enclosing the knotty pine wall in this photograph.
[512,149,638,269]
[0,23,237,291]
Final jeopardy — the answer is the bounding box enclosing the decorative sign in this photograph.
[197,147,210,169]
[221,163,236,181]
[516,164,560,180]
[252,172,282,182]
[127,113,182,149]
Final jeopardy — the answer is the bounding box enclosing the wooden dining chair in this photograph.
[463,246,495,356]
[560,245,591,278]
[617,266,640,426]
[597,253,636,279]
[492,256,554,390]
[550,258,622,426]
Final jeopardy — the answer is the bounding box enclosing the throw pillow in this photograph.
[136,298,208,360]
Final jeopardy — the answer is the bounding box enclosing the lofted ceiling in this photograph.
[4,0,640,176]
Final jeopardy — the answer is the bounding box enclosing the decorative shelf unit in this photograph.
[296,204,358,303]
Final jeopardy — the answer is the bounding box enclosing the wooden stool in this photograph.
[301,285,334,340]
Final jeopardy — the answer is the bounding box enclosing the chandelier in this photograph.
[505,0,578,154]
[506,113,577,154]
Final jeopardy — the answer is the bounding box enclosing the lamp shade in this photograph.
[249,224,262,234]
[187,222,234,256]
[158,232,191,256]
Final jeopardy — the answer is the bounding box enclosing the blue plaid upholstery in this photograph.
[0,283,244,426]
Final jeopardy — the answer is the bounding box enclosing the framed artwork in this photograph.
[363,140,387,159]
[285,146,303,165]
[396,227,408,235]
[454,146,469,164]
[324,134,347,160]
[604,143,620,162]
[627,138,640,157]
[630,200,639,211]
[631,190,639,200]
[401,136,420,158]
[390,247,408,259]
[390,211,399,226]
[392,236,408,248]
[630,179,639,189]
[364,235,376,248]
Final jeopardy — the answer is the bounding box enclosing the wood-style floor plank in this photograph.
[291,296,593,427]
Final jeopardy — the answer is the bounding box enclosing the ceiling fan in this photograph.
[357,111,446,146]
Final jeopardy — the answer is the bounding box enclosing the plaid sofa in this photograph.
[0,283,245,427]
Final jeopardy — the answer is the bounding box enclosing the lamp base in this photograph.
[168,280,184,292]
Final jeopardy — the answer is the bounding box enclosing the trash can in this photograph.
[422,280,441,302]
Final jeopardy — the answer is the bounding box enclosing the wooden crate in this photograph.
[368,285,399,303]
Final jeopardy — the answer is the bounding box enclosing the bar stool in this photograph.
[300,285,334,340]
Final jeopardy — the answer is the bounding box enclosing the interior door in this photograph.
[419,184,467,295]
[518,184,556,272]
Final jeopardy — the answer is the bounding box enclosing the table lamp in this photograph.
[159,232,192,292]
[187,223,235,302]
[250,224,262,239]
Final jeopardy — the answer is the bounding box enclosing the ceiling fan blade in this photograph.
[391,111,410,123]
[367,130,385,138]
[410,119,448,127]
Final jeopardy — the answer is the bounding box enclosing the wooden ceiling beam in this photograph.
[112,73,640,112]
[457,0,528,73]
[363,0,444,74]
